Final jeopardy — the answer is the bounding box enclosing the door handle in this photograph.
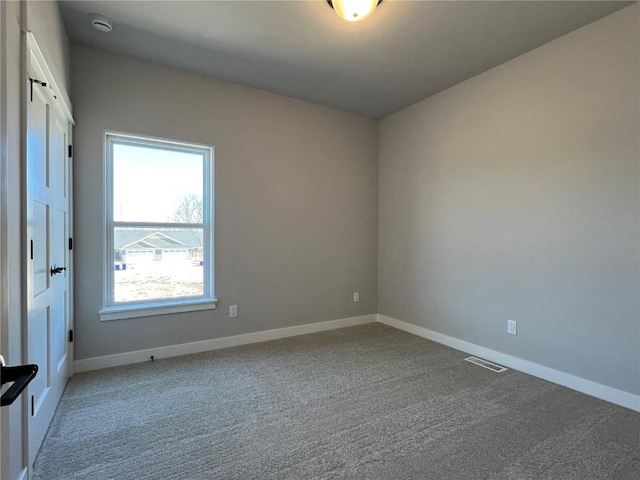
[50,265,67,276]
[0,355,38,407]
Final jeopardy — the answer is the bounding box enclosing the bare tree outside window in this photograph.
[173,193,203,223]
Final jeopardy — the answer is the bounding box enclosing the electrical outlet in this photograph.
[507,319,517,335]
[230,305,238,318]
[353,292,360,303]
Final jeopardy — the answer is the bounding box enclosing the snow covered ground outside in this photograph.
[114,261,204,302]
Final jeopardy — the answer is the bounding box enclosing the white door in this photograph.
[25,50,72,465]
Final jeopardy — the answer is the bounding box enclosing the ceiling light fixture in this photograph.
[327,0,383,22]
[90,14,113,33]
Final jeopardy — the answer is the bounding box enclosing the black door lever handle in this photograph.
[1,362,38,407]
[50,265,67,276]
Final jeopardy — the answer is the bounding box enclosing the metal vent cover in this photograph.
[464,356,508,373]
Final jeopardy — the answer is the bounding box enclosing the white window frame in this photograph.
[99,132,216,321]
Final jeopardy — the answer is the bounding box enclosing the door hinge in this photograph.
[68,145,73,158]
[68,329,74,343]
[69,238,73,250]
[30,239,33,260]
[31,395,34,416]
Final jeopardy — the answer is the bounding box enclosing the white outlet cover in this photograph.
[230,305,238,317]
[353,292,360,302]
[507,320,517,335]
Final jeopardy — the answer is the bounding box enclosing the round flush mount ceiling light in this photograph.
[90,14,113,33]
[327,0,382,22]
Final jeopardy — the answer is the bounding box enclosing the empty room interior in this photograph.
[0,1,639,479]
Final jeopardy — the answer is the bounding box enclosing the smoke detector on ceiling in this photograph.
[90,14,113,33]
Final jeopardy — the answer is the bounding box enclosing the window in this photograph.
[100,133,215,320]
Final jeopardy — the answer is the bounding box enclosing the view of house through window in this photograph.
[106,133,213,307]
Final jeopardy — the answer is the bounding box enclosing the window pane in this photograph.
[113,143,204,223]
[113,227,204,303]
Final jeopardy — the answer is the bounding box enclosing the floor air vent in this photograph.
[464,356,508,373]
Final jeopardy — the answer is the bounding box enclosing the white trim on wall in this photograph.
[74,314,376,373]
[73,311,639,413]
[377,314,640,413]
[25,32,73,124]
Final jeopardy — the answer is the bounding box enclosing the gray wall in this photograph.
[1,1,70,478]
[71,44,378,360]
[0,4,24,477]
[378,5,639,395]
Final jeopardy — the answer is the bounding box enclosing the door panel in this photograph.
[27,308,48,415]
[28,92,48,188]
[51,119,65,201]
[32,202,48,296]
[52,208,64,268]
[50,290,66,372]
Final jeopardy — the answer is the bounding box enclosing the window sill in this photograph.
[99,299,217,321]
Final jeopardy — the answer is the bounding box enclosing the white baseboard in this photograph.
[74,314,376,373]
[73,312,639,412]
[377,314,640,412]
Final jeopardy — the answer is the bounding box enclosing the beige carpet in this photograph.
[33,323,639,479]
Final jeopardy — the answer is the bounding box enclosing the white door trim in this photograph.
[0,2,5,477]
[24,33,73,125]
[22,30,74,469]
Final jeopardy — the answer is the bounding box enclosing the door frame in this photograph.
[21,30,74,469]
[0,1,6,475]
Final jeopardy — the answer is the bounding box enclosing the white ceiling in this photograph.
[60,0,633,119]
